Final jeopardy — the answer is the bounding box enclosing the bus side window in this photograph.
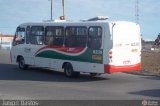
[26,26,30,44]
[65,26,87,48]
[13,27,26,46]
[45,26,64,46]
[87,26,102,49]
[53,27,64,46]
[30,26,44,45]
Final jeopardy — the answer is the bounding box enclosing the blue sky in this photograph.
[0,0,160,41]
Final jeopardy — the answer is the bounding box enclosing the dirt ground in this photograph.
[142,51,160,74]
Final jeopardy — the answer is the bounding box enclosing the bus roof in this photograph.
[19,20,110,26]
[18,16,112,26]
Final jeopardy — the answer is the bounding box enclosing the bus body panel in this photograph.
[104,21,141,73]
[33,45,104,73]
[11,20,141,75]
[103,23,112,67]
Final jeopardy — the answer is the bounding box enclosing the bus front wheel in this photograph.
[18,57,28,70]
[64,63,80,78]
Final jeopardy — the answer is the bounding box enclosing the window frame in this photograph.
[65,26,87,48]
[26,26,30,44]
[45,26,64,46]
[87,26,102,49]
[30,26,45,45]
[12,27,26,46]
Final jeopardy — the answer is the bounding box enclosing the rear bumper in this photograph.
[104,63,141,74]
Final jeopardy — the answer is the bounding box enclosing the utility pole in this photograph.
[62,0,65,19]
[135,0,139,24]
[60,0,65,20]
[51,0,53,20]
[48,0,53,20]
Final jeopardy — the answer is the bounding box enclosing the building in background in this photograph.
[0,34,14,50]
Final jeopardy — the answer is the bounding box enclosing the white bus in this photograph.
[11,17,141,77]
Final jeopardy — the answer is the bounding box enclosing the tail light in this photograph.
[108,51,113,59]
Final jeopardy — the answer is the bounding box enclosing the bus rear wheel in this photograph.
[18,57,28,70]
[64,63,80,78]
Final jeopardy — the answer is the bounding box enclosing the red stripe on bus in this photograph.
[34,46,48,55]
[104,63,141,74]
[35,46,85,55]
[47,46,84,54]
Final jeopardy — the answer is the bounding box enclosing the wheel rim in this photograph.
[65,66,72,76]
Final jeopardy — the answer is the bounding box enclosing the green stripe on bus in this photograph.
[36,49,103,64]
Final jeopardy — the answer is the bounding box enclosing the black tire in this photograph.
[18,57,28,70]
[90,73,101,77]
[64,63,80,78]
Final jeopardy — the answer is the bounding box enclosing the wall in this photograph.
[0,35,14,50]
